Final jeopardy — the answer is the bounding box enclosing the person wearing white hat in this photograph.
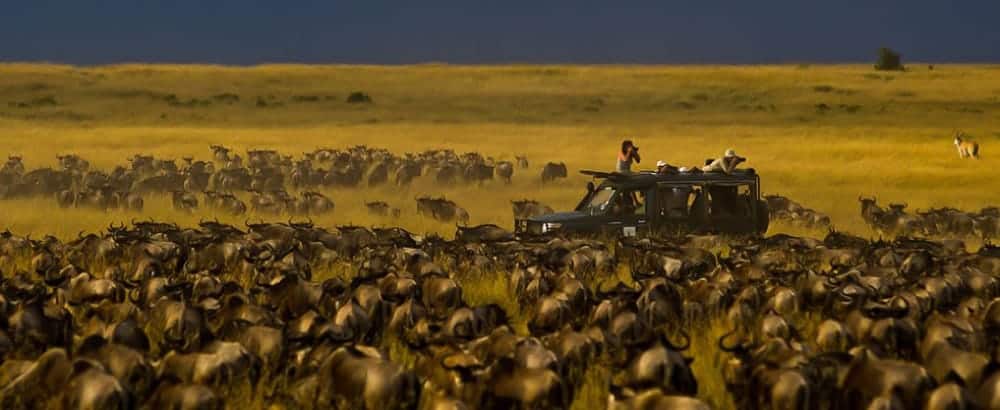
[701,148,746,174]
[655,160,678,175]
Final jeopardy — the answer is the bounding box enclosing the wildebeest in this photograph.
[512,199,554,219]
[463,163,494,184]
[455,224,514,243]
[541,162,568,183]
[204,190,247,216]
[366,201,401,218]
[416,197,470,224]
[210,144,232,163]
[515,155,529,169]
[496,161,514,184]
[292,191,335,215]
[171,190,199,213]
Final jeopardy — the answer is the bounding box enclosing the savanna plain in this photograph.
[0,63,998,409]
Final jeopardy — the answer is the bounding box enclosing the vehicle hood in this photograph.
[528,211,590,223]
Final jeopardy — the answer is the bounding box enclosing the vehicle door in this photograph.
[602,188,650,237]
[706,183,756,233]
[653,183,699,235]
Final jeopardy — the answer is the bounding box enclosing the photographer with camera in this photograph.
[616,139,641,173]
[702,148,746,174]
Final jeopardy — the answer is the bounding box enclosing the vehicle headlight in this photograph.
[542,223,562,233]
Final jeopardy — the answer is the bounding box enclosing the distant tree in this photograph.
[875,48,904,71]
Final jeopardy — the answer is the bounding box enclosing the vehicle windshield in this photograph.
[577,186,615,214]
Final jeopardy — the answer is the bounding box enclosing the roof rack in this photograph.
[579,170,628,179]
[580,168,755,179]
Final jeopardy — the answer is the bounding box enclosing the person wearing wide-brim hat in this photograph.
[701,148,746,174]
[656,160,678,175]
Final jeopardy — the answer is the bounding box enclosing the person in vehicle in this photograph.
[702,149,746,174]
[616,140,641,173]
[656,160,678,175]
[611,189,644,216]
[689,188,709,224]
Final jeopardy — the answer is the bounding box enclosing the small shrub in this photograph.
[7,96,58,108]
[675,101,696,110]
[875,47,904,71]
[812,85,835,93]
[211,93,240,103]
[254,96,283,108]
[839,104,862,113]
[346,91,373,104]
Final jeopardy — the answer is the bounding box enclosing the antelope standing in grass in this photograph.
[954,131,980,159]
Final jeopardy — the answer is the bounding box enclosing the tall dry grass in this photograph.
[1,63,998,409]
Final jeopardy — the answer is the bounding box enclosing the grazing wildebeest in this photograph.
[455,224,514,243]
[294,191,335,215]
[512,199,554,219]
[463,163,494,184]
[495,161,514,184]
[515,155,529,169]
[366,201,400,218]
[171,190,199,213]
[204,190,247,216]
[393,162,422,186]
[541,162,568,183]
[416,197,470,224]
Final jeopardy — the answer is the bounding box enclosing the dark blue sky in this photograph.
[2,1,998,64]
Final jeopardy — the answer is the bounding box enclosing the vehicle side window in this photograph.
[709,184,751,217]
[658,185,693,218]
[611,190,645,216]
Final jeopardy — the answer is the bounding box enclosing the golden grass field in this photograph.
[0,63,998,409]
[0,63,998,239]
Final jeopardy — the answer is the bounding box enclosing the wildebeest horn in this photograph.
[718,329,742,353]
[664,329,691,351]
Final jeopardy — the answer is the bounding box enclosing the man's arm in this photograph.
[722,158,736,174]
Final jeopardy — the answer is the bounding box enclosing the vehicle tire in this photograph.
[755,199,770,235]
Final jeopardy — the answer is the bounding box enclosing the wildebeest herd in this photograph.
[860,197,998,240]
[5,145,1000,409]
[0,212,1000,409]
[0,147,568,222]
